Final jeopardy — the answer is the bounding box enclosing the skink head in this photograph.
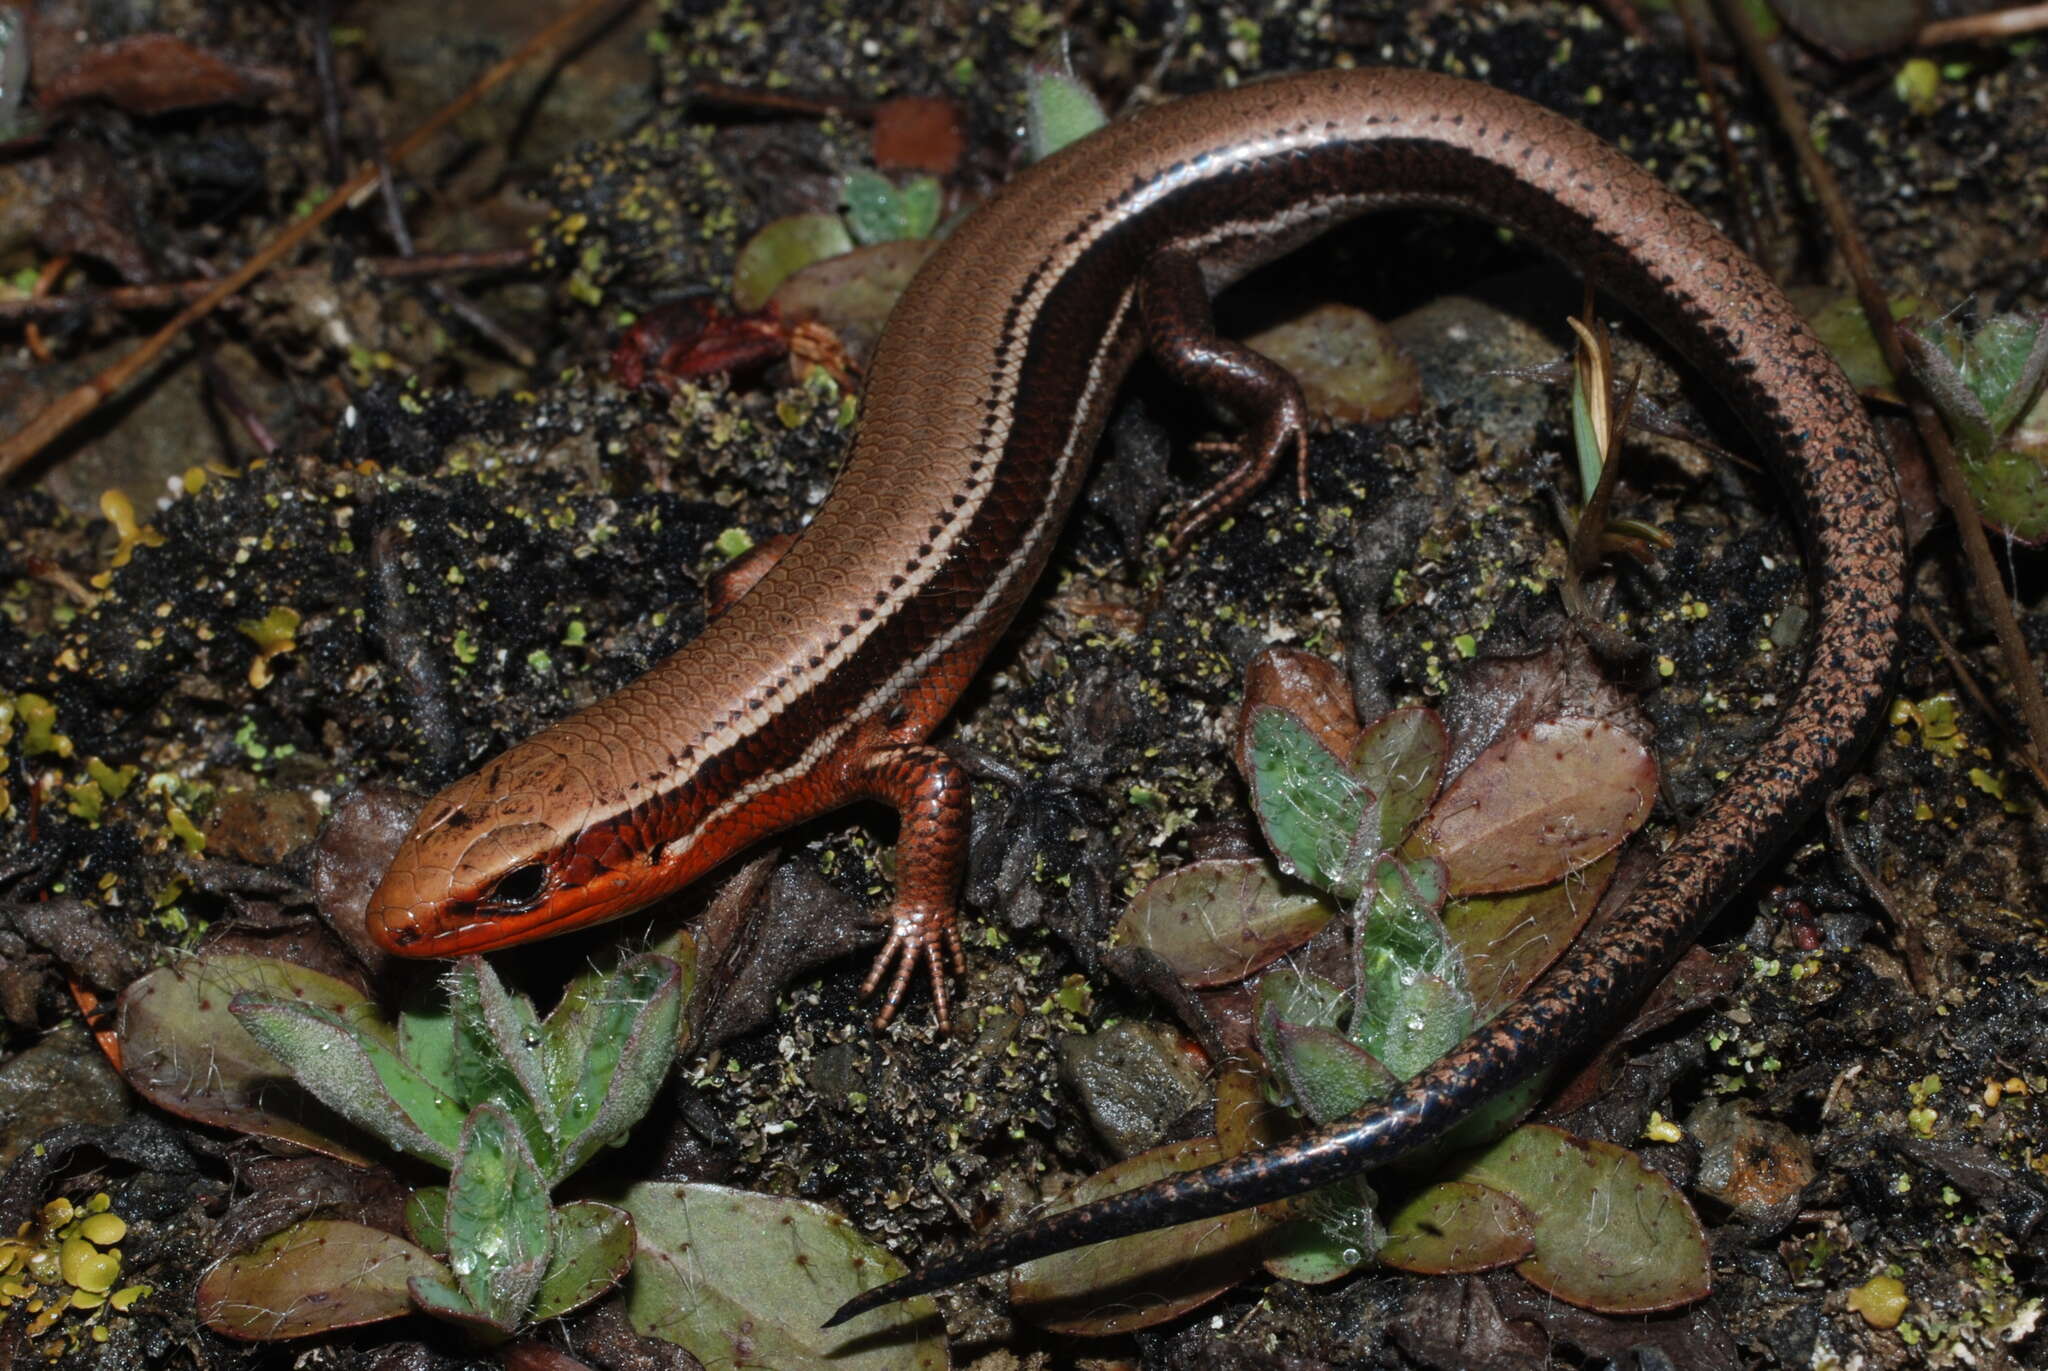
[366,744,657,957]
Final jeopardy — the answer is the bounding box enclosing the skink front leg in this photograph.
[1139,247,1313,555]
[851,742,972,1029]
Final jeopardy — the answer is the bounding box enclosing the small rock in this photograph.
[1689,1099,1815,1222]
[0,1020,131,1169]
[1058,1020,1207,1158]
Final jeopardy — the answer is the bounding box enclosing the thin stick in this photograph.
[0,0,635,480]
[1673,0,1761,257]
[0,249,534,323]
[1919,3,2048,45]
[1712,0,2048,796]
[1825,790,1934,996]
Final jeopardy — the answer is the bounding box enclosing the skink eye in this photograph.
[483,862,548,912]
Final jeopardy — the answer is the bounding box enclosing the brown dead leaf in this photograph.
[40,34,282,116]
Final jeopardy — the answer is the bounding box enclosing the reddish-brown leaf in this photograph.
[1422,719,1654,895]
[41,34,278,115]
[1235,646,1360,784]
[871,95,965,173]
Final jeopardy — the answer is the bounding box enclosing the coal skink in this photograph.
[362,68,1903,1323]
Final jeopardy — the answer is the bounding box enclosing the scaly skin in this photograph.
[357,68,1902,1324]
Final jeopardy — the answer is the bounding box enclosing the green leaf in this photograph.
[398,991,459,1102]
[1252,967,1349,1072]
[1958,443,2048,543]
[406,1186,449,1256]
[1453,1124,1711,1313]
[1245,706,1369,894]
[556,929,699,1057]
[230,994,464,1167]
[1025,60,1108,161]
[1569,337,1605,502]
[731,212,855,312]
[1797,287,1918,398]
[446,1104,553,1330]
[406,1268,501,1335]
[1379,1181,1534,1275]
[624,1182,945,1368]
[198,1220,449,1341]
[545,953,683,1183]
[1349,707,1446,860]
[1900,322,1995,452]
[895,175,941,240]
[1350,854,1473,1080]
[1931,313,2048,439]
[1260,1176,1384,1284]
[1267,1018,1397,1125]
[1114,858,1333,987]
[447,959,558,1174]
[841,170,940,246]
[532,1202,633,1321]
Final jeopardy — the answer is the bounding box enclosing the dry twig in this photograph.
[1918,3,2048,45]
[0,250,534,324]
[1711,0,2048,795]
[0,0,637,480]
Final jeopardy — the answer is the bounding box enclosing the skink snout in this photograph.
[365,883,432,954]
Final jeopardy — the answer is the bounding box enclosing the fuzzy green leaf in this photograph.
[532,1202,633,1321]
[446,1104,552,1330]
[1348,707,1446,860]
[1261,1177,1384,1285]
[407,1268,501,1335]
[1245,706,1369,894]
[1350,854,1473,1080]
[1252,966,1349,1073]
[398,993,459,1102]
[447,959,558,1173]
[546,954,683,1183]
[841,170,939,246]
[1267,1017,1397,1126]
[230,994,463,1166]
[1025,60,1108,161]
[406,1186,449,1257]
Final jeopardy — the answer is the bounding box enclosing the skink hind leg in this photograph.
[1139,247,1313,556]
[852,743,971,1029]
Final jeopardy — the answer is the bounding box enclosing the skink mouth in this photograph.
[372,897,444,950]
[366,869,655,958]
[367,898,473,956]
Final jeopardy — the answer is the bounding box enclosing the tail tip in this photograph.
[822,1287,888,1329]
